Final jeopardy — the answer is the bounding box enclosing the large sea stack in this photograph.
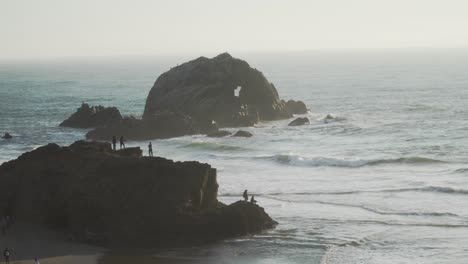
[83,53,307,140]
[143,53,295,127]
[0,141,276,246]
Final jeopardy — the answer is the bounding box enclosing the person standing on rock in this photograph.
[250,195,257,204]
[119,136,125,149]
[3,248,10,264]
[148,142,153,157]
[243,190,248,202]
[112,136,117,151]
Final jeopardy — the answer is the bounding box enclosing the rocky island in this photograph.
[0,141,276,247]
[59,53,308,140]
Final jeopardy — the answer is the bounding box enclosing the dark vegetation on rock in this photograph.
[232,130,253,138]
[288,117,310,126]
[0,141,276,246]
[60,103,122,128]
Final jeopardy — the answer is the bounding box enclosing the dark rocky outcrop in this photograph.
[232,130,253,138]
[207,130,232,138]
[284,100,308,115]
[60,103,122,128]
[2,133,12,139]
[0,141,276,246]
[143,53,294,127]
[288,117,310,126]
[85,112,206,141]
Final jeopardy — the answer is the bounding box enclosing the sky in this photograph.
[1,0,468,59]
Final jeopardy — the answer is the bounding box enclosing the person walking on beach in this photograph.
[3,248,10,264]
[243,189,248,202]
[119,136,125,149]
[148,142,153,157]
[112,136,117,151]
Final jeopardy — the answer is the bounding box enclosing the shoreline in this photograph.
[0,222,103,264]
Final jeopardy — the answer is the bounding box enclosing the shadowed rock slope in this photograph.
[0,141,276,246]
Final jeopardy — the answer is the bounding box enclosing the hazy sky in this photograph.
[1,0,468,59]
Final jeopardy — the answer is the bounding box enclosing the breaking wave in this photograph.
[256,154,446,168]
[180,142,247,152]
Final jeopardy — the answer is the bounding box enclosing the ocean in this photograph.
[1,50,468,263]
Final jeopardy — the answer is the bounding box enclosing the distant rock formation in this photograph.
[2,133,12,139]
[143,53,303,127]
[60,103,122,128]
[288,117,310,126]
[0,141,276,246]
[85,112,211,141]
[232,130,253,137]
[284,100,308,115]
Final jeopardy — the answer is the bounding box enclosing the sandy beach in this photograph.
[0,222,103,264]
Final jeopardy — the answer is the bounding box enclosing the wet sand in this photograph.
[0,222,103,264]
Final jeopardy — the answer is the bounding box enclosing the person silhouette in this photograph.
[3,248,10,264]
[243,189,248,202]
[250,195,257,204]
[112,136,117,151]
[119,136,125,149]
[148,142,153,157]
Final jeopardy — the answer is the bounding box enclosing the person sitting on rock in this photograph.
[112,136,117,151]
[243,189,248,202]
[148,142,153,157]
[250,195,257,204]
[119,136,125,149]
[3,248,10,264]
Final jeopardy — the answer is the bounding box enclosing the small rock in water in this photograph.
[288,117,310,126]
[207,130,232,138]
[232,130,253,137]
[2,132,12,139]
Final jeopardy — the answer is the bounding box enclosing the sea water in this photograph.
[1,50,468,263]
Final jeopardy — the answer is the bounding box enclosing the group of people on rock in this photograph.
[243,189,257,204]
[111,136,154,157]
[111,136,126,150]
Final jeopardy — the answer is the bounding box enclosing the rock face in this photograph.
[143,53,294,127]
[0,141,276,246]
[288,117,310,126]
[284,100,308,115]
[60,103,122,128]
[232,130,253,138]
[2,133,12,139]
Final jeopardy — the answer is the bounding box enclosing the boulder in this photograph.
[143,53,293,127]
[2,133,12,139]
[288,117,310,126]
[207,130,232,138]
[232,130,253,137]
[60,103,122,128]
[0,141,276,246]
[284,100,308,114]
